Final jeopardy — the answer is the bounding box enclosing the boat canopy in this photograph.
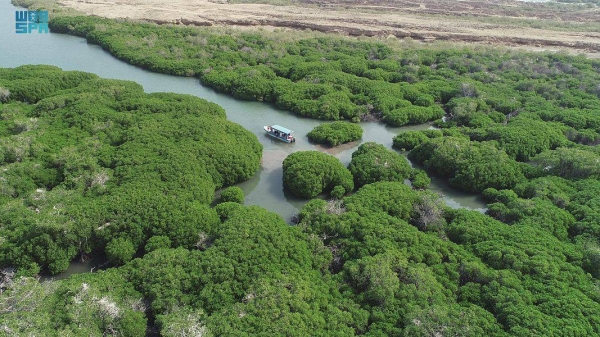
[271,125,293,134]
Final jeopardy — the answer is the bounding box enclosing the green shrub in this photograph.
[330,185,346,199]
[409,137,526,192]
[307,121,363,146]
[348,142,412,188]
[393,130,442,151]
[0,66,261,274]
[214,201,245,221]
[145,236,172,252]
[283,151,354,198]
[106,238,136,265]
[220,186,245,204]
[410,169,431,189]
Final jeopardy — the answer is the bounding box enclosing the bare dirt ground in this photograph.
[55,0,600,56]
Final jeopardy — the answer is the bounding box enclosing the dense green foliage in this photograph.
[219,186,245,204]
[4,8,600,335]
[532,147,600,179]
[295,181,600,335]
[307,121,363,146]
[0,270,147,335]
[392,129,444,151]
[283,151,354,198]
[382,104,445,126]
[121,205,367,335]
[44,9,600,191]
[45,15,600,134]
[3,176,600,335]
[409,136,527,192]
[347,142,412,188]
[409,169,431,189]
[464,117,569,161]
[0,66,262,275]
[46,15,451,124]
[402,115,598,194]
[0,205,366,336]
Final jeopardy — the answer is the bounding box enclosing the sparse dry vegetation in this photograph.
[16,0,600,56]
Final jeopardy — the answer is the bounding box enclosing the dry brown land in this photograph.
[54,0,600,56]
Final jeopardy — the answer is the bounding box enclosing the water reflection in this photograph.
[39,257,107,282]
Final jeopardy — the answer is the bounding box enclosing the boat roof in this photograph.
[271,125,293,134]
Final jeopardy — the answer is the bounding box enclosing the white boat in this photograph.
[264,125,296,143]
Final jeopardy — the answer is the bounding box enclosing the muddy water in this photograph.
[39,258,107,282]
[0,0,486,227]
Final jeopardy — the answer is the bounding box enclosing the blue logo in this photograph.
[15,10,49,34]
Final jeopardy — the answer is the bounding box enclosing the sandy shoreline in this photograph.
[52,0,600,57]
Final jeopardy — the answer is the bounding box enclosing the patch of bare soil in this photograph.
[56,0,600,56]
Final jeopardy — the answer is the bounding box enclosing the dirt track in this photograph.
[55,0,600,56]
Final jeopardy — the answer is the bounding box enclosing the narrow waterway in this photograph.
[0,0,486,224]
